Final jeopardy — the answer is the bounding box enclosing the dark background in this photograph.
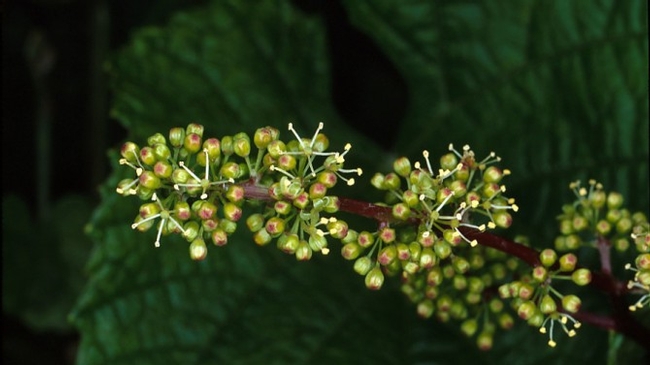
[3,1,407,364]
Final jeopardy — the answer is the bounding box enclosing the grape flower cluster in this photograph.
[115,123,649,350]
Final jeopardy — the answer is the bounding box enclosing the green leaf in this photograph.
[343,0,648,241]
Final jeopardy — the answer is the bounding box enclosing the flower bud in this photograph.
[365,266,384,290]
[211,228,228,246]
[393,157,411,177]
[233,132,251,157]
[277,233,299,254]
[120,142,140,162]
[539,294,557,314]
[558,253,577,272]
[539,248,557,267]
[189,238,208,260]
[186,123,204,137]
[169,127,185,148]
[341,242,362,260]
[265,217,285,236]
[253,228,272,246]
[562,294,582,313]
[139,171,161,189]
[354,256,373,275]
[571,268,592,286]
[254,126,279,149]
[184,133,202,154]
[139,146,156,166]
[295,240,312,261]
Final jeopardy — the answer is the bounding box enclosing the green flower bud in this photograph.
[419,247,437,269]
[139,146,156,166]
[295,240,312,261]
[607,192,624,209]
[393,157,411,177]
[392,202,411,220]
[476,330,494,351]
[139,171,161,190]
[383,173,401,190]
[189,238,208,260]
[171,167,190,184]
[532,266,548,282]
[378,245,397,266]
[277,233,300,254]
[120,142,140,163]
[211,228,228,246]
[365,266,384,290]
[434,240,452,259]
[558,253,577,272]
[517,300,537,320]
[572,215,589,232]
[174,201,191,221]
[169,127,185,148]
[220,161,241,179]
[539,294,557,314]
[357,231,375,248]
[223,202,242,222]
[564,234,582,250]
[562,294,582,313]
[182,221,200,242]
[246,213,265,232]
[233,132,251,157]
[265,217,285,236]
[559,219,574,235]
[354,256,373,276]
[449,180,467,197]
[309,182,328,199]
[460,319,478,337]
[616,217,633,234]
[153,160,173,178]
[539,248,557,267]
[341,242,362,260]
[482,183,500,199]
[571,268,592,286]
[221,135,234,156]
[327,219,349,240]
[152,143,171,161]
[636,253,650,270]
[596,219,612,235]
[146,132,166,147]
[186,123,204,137]
[452,256,470,274]
[202,218,219,232]
[254,126,278,149]
[309,234,328,253]
[267,140,286,158]
[483,166,503,183]
[253,228,272,246]
[493,211,512,228]
[417,299,434,318]
[370,173,385,190]
[452,275,468,290]
[440,153,458,171]
[184,133,202,154]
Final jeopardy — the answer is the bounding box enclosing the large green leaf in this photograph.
[343,0,648,240]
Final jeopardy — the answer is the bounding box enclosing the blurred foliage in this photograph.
[3,0,647,364]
